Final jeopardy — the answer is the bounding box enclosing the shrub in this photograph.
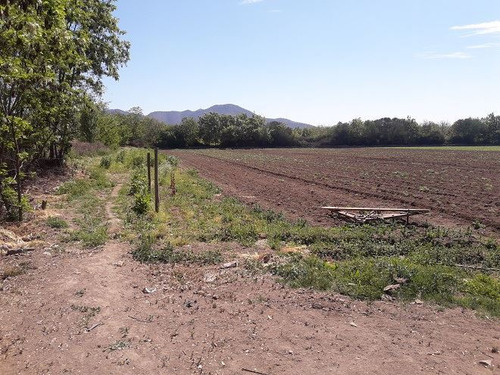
[129,171,151,215]
[47,216,69,229]
[100,156,112,169]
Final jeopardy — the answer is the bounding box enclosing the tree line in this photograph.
[328,115,500,147]
[85,110,500,150]
[77,109,300,149]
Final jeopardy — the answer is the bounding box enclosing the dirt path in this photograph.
[1,180,500,374]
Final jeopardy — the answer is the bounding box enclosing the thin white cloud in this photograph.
[467,42,500,49]
[451,21,500,36]
[418,52,472,60]
[240,0,265,4]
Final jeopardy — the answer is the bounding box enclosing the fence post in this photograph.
[147,152,151,194]
[154,148,159,213]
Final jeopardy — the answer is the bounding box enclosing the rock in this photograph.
[479,359,492,367]
[203,273,217,283]
[142,287,156,294]
[383,284,401,293]
[220,261,238,269]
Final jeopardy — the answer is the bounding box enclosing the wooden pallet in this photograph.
[321,206,430,223]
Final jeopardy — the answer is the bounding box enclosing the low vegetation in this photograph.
[56,158,113,248]
[10,147,498,317]
[100,149,500,317]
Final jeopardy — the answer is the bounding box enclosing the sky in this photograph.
[102,0,500,126]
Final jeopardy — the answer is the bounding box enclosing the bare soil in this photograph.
[1,152,500,374]
[168,148,500,236]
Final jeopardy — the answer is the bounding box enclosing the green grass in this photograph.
[132,236,223,265]
[89,147,500,317]
[46,216,69,229]
[390,146,500,151]
[58,161,112,248]
[69,214,108,248]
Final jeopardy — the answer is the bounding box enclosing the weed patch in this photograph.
[133,237,222,265]
[46,216,69,229]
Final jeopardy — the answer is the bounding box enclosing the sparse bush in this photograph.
[129,170,151,215]
[47,216,69,229]
[0,177,31,221]
[100,156,112,169]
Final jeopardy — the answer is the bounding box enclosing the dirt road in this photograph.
[1,174,499,374]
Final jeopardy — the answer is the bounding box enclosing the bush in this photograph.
[100,156,112,169]
[47,216,69,229]
[0,177,31,221]
[129,171,151,215]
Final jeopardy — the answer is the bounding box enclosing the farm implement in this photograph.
[322,206,430,224]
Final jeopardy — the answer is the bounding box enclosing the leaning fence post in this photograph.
[154,148,159,213]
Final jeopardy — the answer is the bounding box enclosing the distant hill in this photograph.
[147,104,314,129]
[107,108,129,115]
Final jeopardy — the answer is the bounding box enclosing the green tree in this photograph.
[267,121,298,147]
[417,121,446,145]
[451,118,487,145]
[484,113,500,145]
[177,117,199,147]
[199,112,223,145]
[0,0,129,220]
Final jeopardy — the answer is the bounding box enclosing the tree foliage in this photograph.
[0,0,129,220]
[94,110,500,152]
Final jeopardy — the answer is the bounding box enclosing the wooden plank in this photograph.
[324,205,430,224]
[322,206,430,213]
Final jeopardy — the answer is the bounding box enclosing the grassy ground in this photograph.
[55,160,113,248]
[63,147,500,317]
[390,146,500,151]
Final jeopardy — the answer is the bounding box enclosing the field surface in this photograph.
[169,148,500,234]
[1,149,499,375]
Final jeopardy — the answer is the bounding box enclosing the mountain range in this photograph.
[111,104,314,129]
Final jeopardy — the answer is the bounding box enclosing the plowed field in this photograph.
[168,148,500,234]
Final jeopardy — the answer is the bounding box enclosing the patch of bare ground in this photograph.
[0,169,499,374]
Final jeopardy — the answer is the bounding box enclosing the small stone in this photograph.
[220,261,238,269]
[479,359,492,367]
[383,284,401,293]
[203,273,217,283]
[142,287,156,294]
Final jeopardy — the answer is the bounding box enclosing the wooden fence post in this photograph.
[147,152,151,193]
[154,148,159,213]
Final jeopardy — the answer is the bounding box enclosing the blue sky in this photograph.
[103,0,500,126]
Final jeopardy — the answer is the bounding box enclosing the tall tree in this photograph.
[0,0,129,220]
